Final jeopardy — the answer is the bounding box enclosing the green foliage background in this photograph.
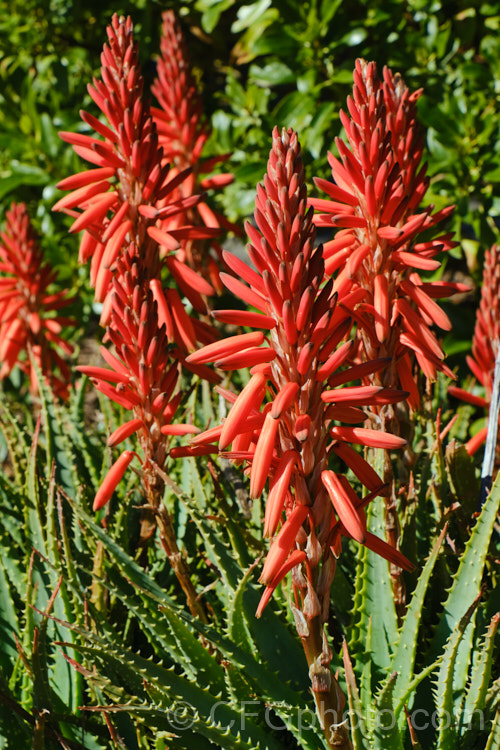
[1,0,499,355]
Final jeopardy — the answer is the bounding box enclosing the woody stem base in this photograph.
[299,615,352,749]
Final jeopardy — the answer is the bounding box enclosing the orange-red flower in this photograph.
[312,60,467,407]
[0,203,75,398]
[188,127,412,617]
[449,244,499,454]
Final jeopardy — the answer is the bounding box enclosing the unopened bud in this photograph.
[291,603,309,638]
[291,563,308,591]
[295,525,308,546]
[306,529,322,568]
[309,655,331,693]
[303,580,321,620]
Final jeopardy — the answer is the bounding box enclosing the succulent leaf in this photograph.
[431,472,500,660]
[434,591,482,749]
[390,524,448,709]
[343,641,371,749]
[373,671,404,750]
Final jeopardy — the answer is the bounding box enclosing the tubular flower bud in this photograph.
[93,450,135,511]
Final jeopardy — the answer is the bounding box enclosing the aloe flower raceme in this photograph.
[151,10,238,291]
[76,245,218,497]
[449,244,500,455]
[77,246,207,620]
[53,14,219,320]
[312,60,468,614]
[187,127,412,749]
[0,203,75,398]
[312,59,466,409]
[152,11,209,169]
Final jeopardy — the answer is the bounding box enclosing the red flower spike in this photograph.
[191,128,408,624]
[0,203,75,398]
[86,248,200,503]
[322,384,386,405]
[322,470,366,543]
[264,451,300,537]
[465,426,489,456]
[256,550,307,619]
[271,382,300,419]
[185,331,265,366]
[330,425,406,449]
[215,346,276,370]
[331,441,386,493]
[448,387,488,409]
[107,418,144,447]
[259,504,310,585]
[55,13,216,331]
[150,10,239,286]
[211,309,277,329]
[249,411,281,499]
[161,424,200,436]
[312,59,465,398]
[361,531,415,573]
[449,244,500,452]
[219,373,267,449]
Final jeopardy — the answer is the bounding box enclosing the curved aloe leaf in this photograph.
[434,591,482,749]
[432,471,500,659]
[461,613,500,733]
[485,708,500,750]
[390,524,448,709]
[350,494,398,678]
[343,641,370,750]
[373,671,403,749]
